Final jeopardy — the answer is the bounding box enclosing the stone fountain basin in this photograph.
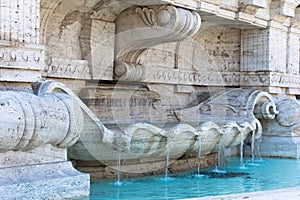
[68,120,255,163]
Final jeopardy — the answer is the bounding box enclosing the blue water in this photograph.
[85,157,300,200]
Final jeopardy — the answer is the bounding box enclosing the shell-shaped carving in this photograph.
[135,7,156,27]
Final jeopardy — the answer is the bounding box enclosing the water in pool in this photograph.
[85,157,300,200]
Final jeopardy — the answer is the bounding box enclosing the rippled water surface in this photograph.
[84,157,300,200]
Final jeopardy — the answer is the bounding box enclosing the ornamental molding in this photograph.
[115,64,300,89]
[44,57,91,79]
[0,42,44,71]
[115,5,201,66]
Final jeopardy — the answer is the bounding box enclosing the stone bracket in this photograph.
[239,0,267,14]
[114,5,201,71]
[280,0,299,17]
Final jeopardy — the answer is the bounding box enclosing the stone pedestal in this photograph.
[0,162,89,200]
[0,145,90,199]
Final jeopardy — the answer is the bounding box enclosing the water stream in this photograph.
[216,136,226,172]
[114,153,122,186]
[196,137,202,176]
[164,137,170,180]
[240,133,244,168]
[251,131,255,162]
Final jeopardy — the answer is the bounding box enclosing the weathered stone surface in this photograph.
[0,89,83,152]
[74,153,218,180]
[0,81,89,199]
[68,88,277,174]
[260,98,300,158]
[0,161,90,200]
[2,0,300,199]
[80,84,166,125]
[0,144,66,168]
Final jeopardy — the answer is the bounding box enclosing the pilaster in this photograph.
[240,0,300,95]
[0,0,44,82]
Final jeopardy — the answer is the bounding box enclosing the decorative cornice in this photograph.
[240,72,300,88]
[0,42,44,71]
[114,63,240,86]
[115,64,300,92]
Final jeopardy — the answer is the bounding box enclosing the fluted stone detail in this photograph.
[114,5,201,80]
[0,82,83,152]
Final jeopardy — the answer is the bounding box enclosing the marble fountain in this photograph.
[1,0,300,199]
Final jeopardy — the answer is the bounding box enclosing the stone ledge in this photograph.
[0,161,90,200]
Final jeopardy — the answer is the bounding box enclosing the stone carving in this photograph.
[44,57,91,79]
[0,43,44,70]
[0,82,83,152]
[3,0,300,198]
[115,64,241,86]
[0,42,44,82]
[115,5,201,65]
[78,84,165,125]
[68,88,278,173]
[240,72,300,89]
[114,62,146,81]
[260,97,300,158]
[175,89,277,153]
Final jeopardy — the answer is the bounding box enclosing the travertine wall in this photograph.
[0,0,43,83]
[38,0,300,97]
[0,0,40,44]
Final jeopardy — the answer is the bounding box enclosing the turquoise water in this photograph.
[86,157,300,200]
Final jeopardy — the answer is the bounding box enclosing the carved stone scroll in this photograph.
[115,5,201,66]
[260,97,300,158]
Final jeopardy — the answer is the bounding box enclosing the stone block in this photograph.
[89,19,115,80]
[0,145,66,168]
[260,136,300,158]
[241,28,287,73]
[0,161,90,200]
[0,41,44,82]
[44,58,91,79]
[286,30,299,75]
